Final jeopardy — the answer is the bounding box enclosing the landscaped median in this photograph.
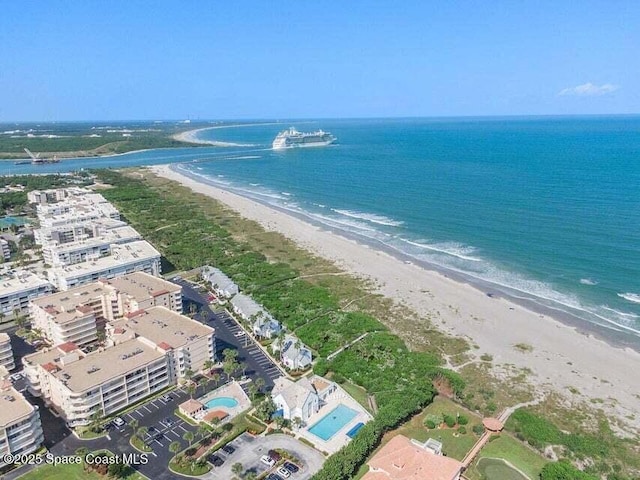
[17,449,148,480]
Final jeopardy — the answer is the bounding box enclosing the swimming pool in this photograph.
[205,396,239,409]
[308,404,358,441]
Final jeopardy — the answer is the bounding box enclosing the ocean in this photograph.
[2,117,639,342]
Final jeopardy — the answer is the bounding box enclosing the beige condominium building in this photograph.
[107,306,214,380]
[30,272,182,346]
[0,333,15,371]
[0,368,44,466]
[23,308,214,427]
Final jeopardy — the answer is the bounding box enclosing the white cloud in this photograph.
[558,82,620,97]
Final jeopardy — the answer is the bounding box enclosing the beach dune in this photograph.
[152,164,640,434]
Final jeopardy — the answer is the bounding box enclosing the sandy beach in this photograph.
[152,164,640,434]
[173,123,285,147]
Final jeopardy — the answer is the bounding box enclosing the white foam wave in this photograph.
[225,155,261,160]
[309,212,379,232]
[580,278,598,285]
[618,293,640,304]
[250,183,260,186]
[333,209,404,227]
[281,192,292,196]
[602,307,639,319]
[401,238,482,262]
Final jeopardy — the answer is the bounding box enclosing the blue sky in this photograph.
[1,1,638,120]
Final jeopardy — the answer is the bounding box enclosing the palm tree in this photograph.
[255,377,265,393]
[169,440,181,459]
[137,426,148,443]
[197,423,209,441]
[245,472,258,480]
[231,462,243,477]
[183,430,195,448]
[239,361,248,377]
[129,418,139,433]
[211,372,221,386]
[203,359,214,373]
[187,383,196,399]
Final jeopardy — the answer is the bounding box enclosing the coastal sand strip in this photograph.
[151,164,640,433]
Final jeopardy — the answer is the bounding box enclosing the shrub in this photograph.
[458,415,469,425]
[540,461,598,480]
[458,426,467,434]
[443,414,456,428]
[472,424,485,435]
[425,420,436,429]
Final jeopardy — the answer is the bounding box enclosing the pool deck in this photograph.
[296,383,373,454]
[194,380,250,423]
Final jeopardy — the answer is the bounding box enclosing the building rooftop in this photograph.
[363,435,463,480]
[47,240,161,280]
[103,272,181,303]
[0,269,51,296]
[0,332,10,344]
[51,338,165,393]
[110,306,213,350]
[31,282,110,324]
[0,383,36,428]
[179,399,204,415]
[47,225,141,254]
[23,342,85,369]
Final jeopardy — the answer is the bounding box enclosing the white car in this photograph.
[10,373,23,382]
[277,466,291,478]
[260,455,275,467]
[112,417,125,428]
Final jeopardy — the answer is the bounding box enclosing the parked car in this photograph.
[10,373,22,382]
[222,444,235,455]
[161,417,174,427]
[277,467,291,478]
[266,474,283,480]
[113,417,125,428]
[260,455,276,467]
[283,462,300,473]
[208,454,224,467]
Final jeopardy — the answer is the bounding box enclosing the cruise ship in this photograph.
[272,127,336,150]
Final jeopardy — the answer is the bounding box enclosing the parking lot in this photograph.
[173,278,285,389]
[207,433,324,480]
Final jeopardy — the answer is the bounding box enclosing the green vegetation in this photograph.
[466,434,548,480]
[507,409,639,479]
[18,449,147,480]
[540,461,599,480]
[93,170,639,480]
[0,122,216,159]
[475,457,529,480]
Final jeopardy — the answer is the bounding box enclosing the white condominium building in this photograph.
[47,240,162,291]
[42,225,141,267]
[0,334,15,371]
[30,272,182,346]
[0,269,53,318]
[34,217,128,246]
[27,187,91,205]
[107,306,215,379]
[0,368,44,466]
[22,340,170,427]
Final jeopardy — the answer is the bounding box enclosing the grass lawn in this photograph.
[373,396,483,461]
[339,380,372,413]
[18,451,147,480]
[130,435,152,452]
[466,434,548,480]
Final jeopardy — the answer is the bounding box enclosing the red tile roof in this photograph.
[151,289,170,297]
[42,362,58,373]
[363,435,462,480]
[157,341,173,351]
[125,309,146,319]
[57,342,79,353]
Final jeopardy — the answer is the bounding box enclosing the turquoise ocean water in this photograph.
[2,117,639,344]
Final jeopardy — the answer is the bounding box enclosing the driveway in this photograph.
[206,433,325,480]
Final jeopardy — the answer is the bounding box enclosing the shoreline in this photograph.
[151,163,640,433]
[171,122,287,147]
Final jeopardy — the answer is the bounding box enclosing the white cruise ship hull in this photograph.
[272,138,336,150]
